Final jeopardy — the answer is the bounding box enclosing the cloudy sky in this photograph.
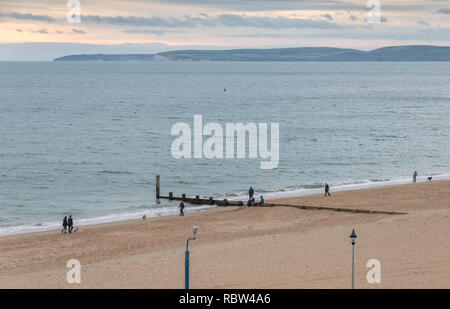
[0,0,449,60]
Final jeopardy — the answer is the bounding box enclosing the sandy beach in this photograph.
[0,180,449,289]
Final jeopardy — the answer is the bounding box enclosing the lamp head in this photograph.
[349,229,357,239]
[193,226,199,238]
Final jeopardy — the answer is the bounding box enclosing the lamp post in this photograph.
[185,226,198,290]
[349,229,357,289]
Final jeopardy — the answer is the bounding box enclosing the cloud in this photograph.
[34,29,48,34]
[437,8,450,14]
[321,14,333,21]
[72,28,86,34]
[146,0,442,13]
[210,14,342,29]
[16,28,23,32]
[0,12,56,22]
[418,20,431,27]
[82,13,345,30]
[124,29,165,36]
[83,15,186,28]
[0,10,344,30]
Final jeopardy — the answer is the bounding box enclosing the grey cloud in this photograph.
[83,15,196,28]
[418,20,431,27]
[72,28,86,34]
[321,14,333,21]
[0,12,56,22]
[143,0,445,13]
[0,10,346,30]
[85,13,345,30]
[0,10,344,30]
[214,14,343,29]
[16,28,23,32]
[122,0,365,11]
[35,29,48,34]
[437,8,450,14]
[124,29,165,36]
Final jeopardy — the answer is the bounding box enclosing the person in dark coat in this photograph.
[179,202,185,216]
[62,216,68,234]
[68,215,73,233]
[325,183,331,197]
[249,187,254,200]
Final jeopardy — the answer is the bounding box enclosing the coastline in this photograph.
[1,179,449,288]
[2,174,449,237]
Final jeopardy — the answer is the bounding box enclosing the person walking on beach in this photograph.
[413,171,418,183]
[325,183,331,196]
[179,201,185,216]
[61,216,68,234]
[68,215,73,233]
[249,187,254,200]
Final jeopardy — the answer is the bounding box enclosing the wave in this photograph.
[99,170,134,175]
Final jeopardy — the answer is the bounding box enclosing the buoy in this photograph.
[133,110,137,114]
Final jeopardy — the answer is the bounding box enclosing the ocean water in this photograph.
[0,61,449,235]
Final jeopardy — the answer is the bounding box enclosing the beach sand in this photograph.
[0,180,449,289]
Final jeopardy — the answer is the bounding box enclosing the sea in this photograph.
[0,61,449,235]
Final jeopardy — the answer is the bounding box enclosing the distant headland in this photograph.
[53,45,450,62]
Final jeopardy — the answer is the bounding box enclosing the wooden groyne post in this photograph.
[155,175,243,206]
[156,175,160,199]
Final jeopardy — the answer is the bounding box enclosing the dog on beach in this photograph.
[142,215,147,220]
[427,177,432,182]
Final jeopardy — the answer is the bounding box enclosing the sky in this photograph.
[0,0,449,60]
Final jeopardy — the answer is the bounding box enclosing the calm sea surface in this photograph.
[1,61,449,234]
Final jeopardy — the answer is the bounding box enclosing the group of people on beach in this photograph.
[61,215,74,234]
[247,187,264,206]
[176,186,265,216]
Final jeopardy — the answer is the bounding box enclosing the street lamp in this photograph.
[185,226,198,290]
[349,229,357,289]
